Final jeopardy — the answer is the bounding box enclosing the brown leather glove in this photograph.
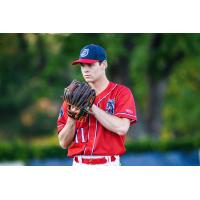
[63,80,96,120]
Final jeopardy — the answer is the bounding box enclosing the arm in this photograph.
[58,117,76,149]
[91,104,130,136]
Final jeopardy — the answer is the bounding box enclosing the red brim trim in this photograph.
[72,59,98,65]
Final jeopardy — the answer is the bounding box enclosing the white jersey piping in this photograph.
[81,128,85,142]
[115,113,137,117]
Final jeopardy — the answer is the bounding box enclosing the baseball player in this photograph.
[57,44,137,166]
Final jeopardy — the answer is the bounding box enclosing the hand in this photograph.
[70,105,81,115]
[67,105,82,120]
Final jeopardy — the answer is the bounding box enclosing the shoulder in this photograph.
[117,83,131,91]
[110,82,134,102]
[112,82,133,94]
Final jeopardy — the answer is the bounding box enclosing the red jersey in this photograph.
[57,82,137,157]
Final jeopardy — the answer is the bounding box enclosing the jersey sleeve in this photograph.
[114,86,137,125]
[57,101,68,133]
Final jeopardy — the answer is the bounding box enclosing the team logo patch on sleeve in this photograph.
[58,108,64,118]
[106,99,115,115]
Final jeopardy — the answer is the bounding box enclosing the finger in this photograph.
[71,106,80,113]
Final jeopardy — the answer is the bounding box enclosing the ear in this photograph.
[102,60,108,70]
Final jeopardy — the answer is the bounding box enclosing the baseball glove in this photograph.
[63,80,96,120]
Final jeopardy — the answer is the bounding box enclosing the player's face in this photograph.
[80,61,107,83]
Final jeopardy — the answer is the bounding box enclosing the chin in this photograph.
[84,77,93,83]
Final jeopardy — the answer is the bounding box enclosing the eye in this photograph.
[90,63,95,67]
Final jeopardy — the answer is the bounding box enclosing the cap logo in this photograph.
[80,48,89,57]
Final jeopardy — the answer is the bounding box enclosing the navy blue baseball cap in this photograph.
[72,44,107,65]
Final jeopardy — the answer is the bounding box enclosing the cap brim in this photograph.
[72,59,99,65]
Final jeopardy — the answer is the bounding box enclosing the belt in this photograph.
[74,155,116,165]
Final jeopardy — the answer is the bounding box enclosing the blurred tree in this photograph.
[131,33,200,139]
[0,34,61,137]
[0,33,200,143]
[164,57,200,138]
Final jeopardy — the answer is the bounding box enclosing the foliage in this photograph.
[126,136,200,153]
[0,138,200,162]
[0,33,200,142]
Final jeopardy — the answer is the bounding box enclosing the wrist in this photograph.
[67,116,76,123]
[91,104,98,116]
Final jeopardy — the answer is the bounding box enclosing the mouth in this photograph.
[84,75,91,78]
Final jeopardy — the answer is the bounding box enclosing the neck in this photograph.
[89,76,109,95]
